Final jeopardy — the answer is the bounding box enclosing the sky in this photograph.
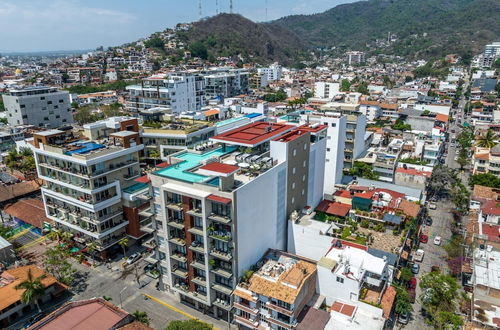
[0,0,357,52]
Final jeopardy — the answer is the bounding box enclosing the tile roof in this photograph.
[211,122,294,147]
[0,180,42,203]
[156,162,170,168]
[473,185,500,201]
[395,167,432,177]
[397,199,420,218]
[381,285,396,319]
[134,175,150,184]
[199,162,239,175]
[4,198,53,229]
[481,200,500,216]
[203,109,220,117]
[316,200,351,217]
[435,113,449,122]
[331,301,356,317]
[31,298,130,330]
[0,265,61,312]
[207,194,232,204]
[481,223,500,242]
[296,306,330,330]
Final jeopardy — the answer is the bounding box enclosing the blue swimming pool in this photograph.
[155,146,236,183]
[65,142,105,155]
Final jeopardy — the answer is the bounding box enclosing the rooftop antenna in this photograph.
[265,0,268,20]
[230,0,233,13]
[199,0,202,18]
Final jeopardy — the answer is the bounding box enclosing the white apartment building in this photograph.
[203,68,249,100]
[257,63,282,82]
[2,86,73,128]
[148,121,327,321]
[346,51,365,65]
[126,74,205,113]
[33,123,144,256]
[300,113,347,194]
[314,82,340,100]
[359,102,382,122]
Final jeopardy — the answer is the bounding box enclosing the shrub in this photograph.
[360,220,370,228]
[375,223,385,232]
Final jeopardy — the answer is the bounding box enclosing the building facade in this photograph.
[2,87,73,128]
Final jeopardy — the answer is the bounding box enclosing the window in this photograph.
[47,101,52,105]
[336,276,344,283]
[303,160,306,167]
[55,115,60,119]
[153,187,160,197]
[54,105,58,109]
[59,99,64,103]
[330,122,336,128]
[291,197,295,204]
[303,144,307,150]
[293,149,297,157]
[22,115,27,119]
[327,148,330,152]
[43,117,49,121]
[292,182,295,190]
[302,189,305,196]
[327,136,331,140]
[292,167,296,174]
[326,159,330,162]
[40,97,45,100]
[154,203,161,214]
[20,104,25,108]
[62,119,67,122]
[302,174,306,182]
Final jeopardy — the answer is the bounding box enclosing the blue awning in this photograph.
[383,213,402,225]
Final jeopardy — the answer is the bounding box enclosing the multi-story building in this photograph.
[0,127,25,153]
[346,51,365,65]
[299,112,346,194]
[314,82,340,100]
[126,74,205,113]
[483,42,500,67]
[2,86,73,128]
[233,250,316,329]
[33,120,144,256]
[257,63,282,82]
[148,121,327,321]
[203,68,249,100]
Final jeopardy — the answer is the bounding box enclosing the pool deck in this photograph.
[155,146,236,183]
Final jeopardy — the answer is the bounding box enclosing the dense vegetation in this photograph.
[65,80,137,94]
[269,0,500,59]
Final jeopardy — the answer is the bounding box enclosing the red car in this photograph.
[409,277,417,289]
[419,234,428,243]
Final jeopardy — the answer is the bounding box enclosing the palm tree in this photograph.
[60,231,73,243]
[118,238,129,258]
[47,229,62,242]
[86,242,98,266]
[477,129,497,148]
[132,310,150,326]
[15,269,47,313]
[149,149,160,167]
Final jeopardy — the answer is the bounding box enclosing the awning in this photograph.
[207,194,232,204]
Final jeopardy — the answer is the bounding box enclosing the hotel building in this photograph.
[148,121,327,320]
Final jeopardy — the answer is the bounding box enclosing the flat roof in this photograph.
[211,122,293,147]
[35,129,64,137]
[198,162,239,177]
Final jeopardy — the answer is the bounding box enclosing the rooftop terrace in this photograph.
[211,122,294,147]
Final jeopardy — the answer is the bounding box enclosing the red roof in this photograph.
[381,286,397,319]
[199,162,239,174]
[211,122,293,147]
[4,198,53,229]
[435,113,449,123]
[331,301,356,317]
[316,200,351,217]
[396,167,432,177]
[353,191,374,199]
[334,189,352,199]
[156,162,170,168]
[207,194,232,204]
[481,200,500,216]
[134,175,150,184]
[481,223,500,242]
[330,239,368,251]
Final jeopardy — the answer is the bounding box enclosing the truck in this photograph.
[414,249,425,262]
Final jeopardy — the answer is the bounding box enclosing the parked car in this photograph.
[411,263,420,274]
[408,288,416,303]
[126,253,141,265]
[419,234,429,243]
[429,202,437,210]
[409,277,417,289]
[144,263,156,273]
[425,217,433,226]
[434,236,442,246]
[398,312,410,325]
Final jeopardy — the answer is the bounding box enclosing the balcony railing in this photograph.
[166,202,183,211]
[208,213,232,224]
[209,230,232,242]
[171,267,188,279]
[169,237,186,246]
[210,249,232,261]
[266,301,294,316]
[189,241,205,254]
[187,208,203,217]
[188,226,204,236]
[167,220,184,230]
[211,267,233,279]
[170,252,187,263]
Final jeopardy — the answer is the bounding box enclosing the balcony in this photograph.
[188,226,204,236]
[170,252,187,263]
[187,208,203,217]
[234,301,259,315]
[213,299,232,311]
[265,314,297,329]
[211,267,233,279]
[189,241,205,254]
[266,301,294,316]
[192,276,207,287]
[139,208,154,219]
[212,283,233,295]
[234,315,259,329]
[171,267,188,279]
[190,259,206,270]
[166,202,183,212]
[167,220,184,230]
[210,249,232,261]
[169,237,186,246]
[208,213,231,224]
[124,171,140,181]
[209,231,232,242]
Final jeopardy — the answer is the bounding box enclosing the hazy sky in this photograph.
[0,0,357,52]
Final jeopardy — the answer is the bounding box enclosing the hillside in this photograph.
[269,0,500,59]
[176,14,306,65]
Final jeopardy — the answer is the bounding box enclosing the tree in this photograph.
[340,79,351,92]
[165,319,212,330]
[399,267,413,283]
[15,268,47,312]
[0,224,13,239]
[477,129,497,148]
[356,82,369,95]
[118,237,129,258]
[391,119,411,131]
[43,245,76,285]
[188,41,208,60]
[469,173,500,189]
[132,310,150,326]
[348,161,378,180]
[144,37,165,50]
[393,284,412,315]
[420,271,462,328]
[86,242,98,265]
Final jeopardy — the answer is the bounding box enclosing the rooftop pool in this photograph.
[65,141,105,155]
[155,146,237,183]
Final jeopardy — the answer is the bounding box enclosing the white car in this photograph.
[434,236,442,245]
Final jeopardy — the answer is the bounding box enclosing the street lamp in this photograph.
[119,287,127,308]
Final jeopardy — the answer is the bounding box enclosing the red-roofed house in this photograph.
[316,200,352,217]
[395,166,432,190]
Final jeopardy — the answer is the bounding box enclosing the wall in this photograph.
[308,135,326,208]
[317,267,359,305]
[234,162,287,276]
